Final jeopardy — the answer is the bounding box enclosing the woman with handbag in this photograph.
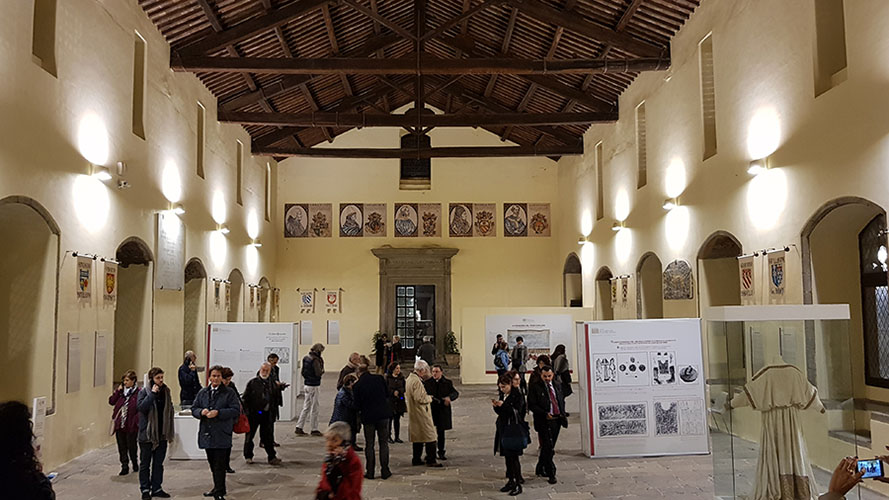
[386,362,407,444]
[493,373,527,496]
[109,370,140,476]
[551,345,572,415]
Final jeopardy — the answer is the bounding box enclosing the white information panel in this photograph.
[485,314,573,372]
[207,322,300,421]
[577,319,708,458]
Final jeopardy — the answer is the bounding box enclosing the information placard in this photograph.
[577,319,708,458]
[485,314,572,372]
[207,323,299,420]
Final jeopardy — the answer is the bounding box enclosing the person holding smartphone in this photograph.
[493,373,526,496]
[137,367,174,499]
[109,370,140,475]
[192,365,241,500]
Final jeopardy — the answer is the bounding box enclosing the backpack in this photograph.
[494,352,506,370]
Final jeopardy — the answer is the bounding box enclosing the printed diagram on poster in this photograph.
[339,203,364,237]
[473,203,496,237]
[739,256,754,301]
[76,256,92,301]
[394,203,419,237]
[449,203,473,237]
[485,314,572,372]
[363,203,386,237]
[768,250,786,304]
[284,203,309,238]
[527,203,551,237]
[103,261,117,305]
[324,288,342,313]
[297,288,316,313]
[503,203,528,237]
[577,319,707,458]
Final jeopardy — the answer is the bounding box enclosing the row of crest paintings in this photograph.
[283,203,552,238]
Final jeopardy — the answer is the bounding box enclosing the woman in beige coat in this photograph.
[406,360,442,467]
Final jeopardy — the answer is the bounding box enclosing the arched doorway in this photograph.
[563,253,582,307]
[595,267,614,320]
[227,269,245,322]
[183,258,207,359]
[113,237,154,383]
[636,252,663,319]
[802,197,886,405]
[0,197,59,408]
[697,231,743,312]
[258,277,271,322]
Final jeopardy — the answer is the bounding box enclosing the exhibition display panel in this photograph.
[704,305,864,500]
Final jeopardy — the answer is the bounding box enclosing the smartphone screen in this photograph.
[857,459,884,479]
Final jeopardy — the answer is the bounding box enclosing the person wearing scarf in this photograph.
[109,369,140,476]
[137,367,174,500]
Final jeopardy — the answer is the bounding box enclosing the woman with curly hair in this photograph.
[0,400,55,499]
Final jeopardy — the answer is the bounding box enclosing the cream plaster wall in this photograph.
[275,124,562,374]
[0,0,278,468]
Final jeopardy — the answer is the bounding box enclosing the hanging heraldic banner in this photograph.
[576,319,707,458]
[739,256,754,303]
[104,261,118,305]
[76,256,92,302]
[325,289,341,313]
[298,288,315,313]
[768,251,786,304]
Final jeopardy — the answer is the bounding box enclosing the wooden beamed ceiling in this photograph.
[139,0,700,159]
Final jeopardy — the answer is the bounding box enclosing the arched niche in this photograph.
[563,253,582,307]
[0,196,60,412]
[183,258,208,357]
[227,268,245,322]
[258,276,271,322]
[801,197,886,398]
[595,266,614,321]
[696,230,742,308]
[636,252,663,319]
[114,236,154,385]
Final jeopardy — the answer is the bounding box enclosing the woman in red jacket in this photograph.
[316,421,363,500]
[109,370,140,475]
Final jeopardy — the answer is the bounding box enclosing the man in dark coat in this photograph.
[527,365,567,485]
[191,365,241,500]
[337,352,361,390]
[352,370,393,479]
[242,363,283,466]
[418,337,435,365]
[491,334,504,356]
[295,343,325,436]
[423,364,459,460]
[137,367,175,500]
[178,350,202,406]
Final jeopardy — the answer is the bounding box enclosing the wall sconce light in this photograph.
[250,239,262,248]
[171,204,185,216]
[577,235,590,245]
[217,224,230,235]
[90,164,112,182]
[747,157,770,176]
[611,221,625,232]
[663,198,679,211]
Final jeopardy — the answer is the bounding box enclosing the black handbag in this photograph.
[500,409,530,451]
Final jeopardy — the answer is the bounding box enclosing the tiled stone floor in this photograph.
[50,372,710,499]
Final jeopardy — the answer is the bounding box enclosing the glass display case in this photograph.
[704,305,885,499]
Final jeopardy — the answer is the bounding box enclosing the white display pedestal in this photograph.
[169,413,202,460]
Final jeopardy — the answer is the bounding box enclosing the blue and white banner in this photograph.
[768,250,785,304]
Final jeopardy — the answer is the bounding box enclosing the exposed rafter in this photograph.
[219,110,618,128]
[255,144,584,158]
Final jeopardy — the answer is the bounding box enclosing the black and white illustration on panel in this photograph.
[654,401,679,436]
[617,352,649,386]
[678,399,705,436]
[264,346,291,364]
[679,364,699,383]
[596,402,648,438]
[594,355,617,386]
[652,351,676,385]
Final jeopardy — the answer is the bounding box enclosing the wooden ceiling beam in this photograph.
[341,0,417,41]
[421,0,506,42]
[172,55,670,75]
[501,82,537,141]
[503,0,664,57]
[254,144,584,158]
[177,0,331,55]
[616,0,645,32]
[218,110,618,127]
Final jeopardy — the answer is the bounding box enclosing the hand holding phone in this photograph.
[858,459,884,479]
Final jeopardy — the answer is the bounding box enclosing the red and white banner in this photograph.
[739,256,754,302]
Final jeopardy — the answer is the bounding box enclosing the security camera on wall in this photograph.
[117,179,131,190]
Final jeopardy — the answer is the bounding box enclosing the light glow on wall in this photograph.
[161,161,182,203]
[212,190,227,224]
[665,205,690,251]
[746,167,788,230]
[747,107,782,160]
[614,189,630,222]
[72,174,110,233]
[246,245,259,275]
[580,210,593,237]
[77,113,110,166]
[209,230,227,267]
[665,158,687,198]
[580,241,595,268]
[615,228,632,264]
[247,209,259,240]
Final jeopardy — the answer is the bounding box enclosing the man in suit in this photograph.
[352,367,393,480]
[527,365,567,485]
[423,365,459,461]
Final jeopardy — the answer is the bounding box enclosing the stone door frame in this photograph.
[371,247,458,358]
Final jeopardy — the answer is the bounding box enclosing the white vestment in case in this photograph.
[732,364,825,500]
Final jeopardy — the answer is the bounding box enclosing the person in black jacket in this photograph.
[424,365,459,461]
[492,373,526,496]
[491,333,504,356]
[295,343,325,436]
[389,336,403,366]
[191,365,242,500]
[178,350,203,406]
[374,333,389,374]
[386,362,407,444]
[527,365,567,485]
[352,369,393,480]
[137,367,175,500]
[242,363,283,466]
[0,401,55,500]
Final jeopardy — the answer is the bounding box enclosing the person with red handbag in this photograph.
[221,368,247,473]
[242,363,283,466]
